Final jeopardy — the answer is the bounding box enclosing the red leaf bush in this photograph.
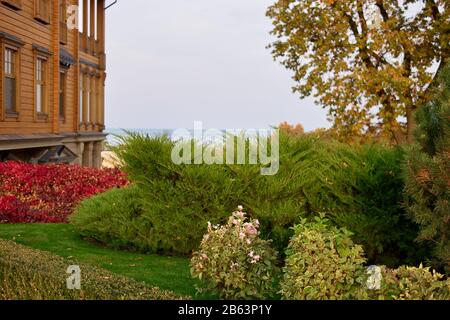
[0,161,128,223]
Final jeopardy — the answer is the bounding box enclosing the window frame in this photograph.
[2,44,20,120]
[32,45,52,122]
[1,32,24,121]
[34,0,51,25]
[59,69,67,122]
[34,56,48,120]
[59,0,68,45]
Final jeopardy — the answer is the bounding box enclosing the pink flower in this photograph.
[239,232,246,240]
[244,223,258,236]
[233,211,245,219]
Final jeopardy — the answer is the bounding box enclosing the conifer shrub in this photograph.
[70,185,147,251]
[404,64,450,273]
[72,132,423,265]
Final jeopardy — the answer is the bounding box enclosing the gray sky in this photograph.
[104,0,330,131]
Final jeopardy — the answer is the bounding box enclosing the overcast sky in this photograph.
[104,0,330,131]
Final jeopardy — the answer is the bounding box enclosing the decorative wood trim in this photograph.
[0,31,25,47]
[32,43,53,57]
[51,0,59,134]
[1,0,22,11]
[79,58,100,69]
[37,112,49,121]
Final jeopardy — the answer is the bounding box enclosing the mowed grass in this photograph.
[0,224,214,299]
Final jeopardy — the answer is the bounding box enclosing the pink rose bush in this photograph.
[190,206,279,299]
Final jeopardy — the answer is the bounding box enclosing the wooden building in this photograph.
[0,0,107,167]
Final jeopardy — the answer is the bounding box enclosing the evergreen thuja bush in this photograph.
[404,64,450,273]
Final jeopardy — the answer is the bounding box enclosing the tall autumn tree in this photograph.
[267,0,449,143]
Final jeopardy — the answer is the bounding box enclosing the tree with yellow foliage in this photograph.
[267,0,449,144]
[279,121,305,136]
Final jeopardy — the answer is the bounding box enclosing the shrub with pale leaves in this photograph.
[280,216,367,300]
[190,206,279,299]
[357,264,450,300]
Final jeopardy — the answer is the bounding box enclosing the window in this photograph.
[59,71,66,119]
[59,0,67,44]
[1,0,22,10]
[87,90,90,123]
[4,48,17,113]
[35,57,46,114]
[35,0,50,24]
[79,77,84,124]
[86,75,91,124]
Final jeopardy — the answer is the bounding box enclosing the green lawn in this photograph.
[0,224,214,299]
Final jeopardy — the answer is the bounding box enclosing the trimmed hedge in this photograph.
[0,240,187,300]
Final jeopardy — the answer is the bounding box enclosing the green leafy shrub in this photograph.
[0,240,187,300]
[280,217,449,300]
[190,206,279,299]
[72,132,423,265]
[404,64,450,273]
[357,265,450,300]
[280,216,366,300]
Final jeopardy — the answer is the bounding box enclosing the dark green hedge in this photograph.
[0,240,187,300]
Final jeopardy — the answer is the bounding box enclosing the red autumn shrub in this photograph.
[0,161,128,223]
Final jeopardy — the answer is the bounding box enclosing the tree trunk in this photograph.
[406,105,416,144]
